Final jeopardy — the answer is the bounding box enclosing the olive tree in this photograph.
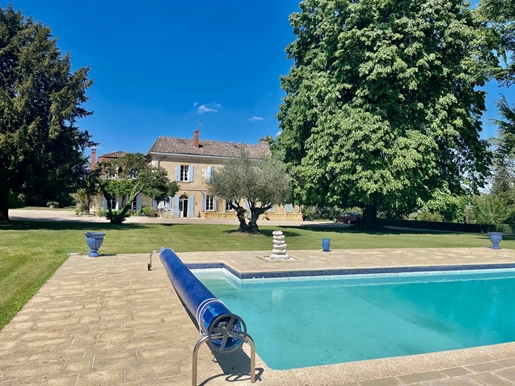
[207,149,292,233]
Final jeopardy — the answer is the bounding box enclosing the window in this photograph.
[206,195,214,211]
[180,165,189,181]
[225,200,235,211]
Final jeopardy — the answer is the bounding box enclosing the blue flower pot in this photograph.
[85,232,106,257]
[322,238,331,252]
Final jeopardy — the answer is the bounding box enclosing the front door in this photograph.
[179,196,188,218]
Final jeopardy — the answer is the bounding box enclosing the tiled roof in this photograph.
[98,151,127,159]
[147,136,271,159]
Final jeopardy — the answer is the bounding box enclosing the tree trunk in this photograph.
[360,205,379,228]
[0,188,9,221]
[247,215,259,233]
[236,207,248,232]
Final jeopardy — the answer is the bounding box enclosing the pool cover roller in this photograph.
[158,247,248,353]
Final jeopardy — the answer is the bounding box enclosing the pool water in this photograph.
[193,269,515,370]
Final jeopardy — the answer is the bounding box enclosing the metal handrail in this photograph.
[147,249,161,271]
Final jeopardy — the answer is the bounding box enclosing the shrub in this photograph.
[8,192,25,208]
[105,210,130,224]
[96,209,108,217]
[139,206,156,217]
[416,211,444,222]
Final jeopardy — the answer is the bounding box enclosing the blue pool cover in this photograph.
[159,248,245,351]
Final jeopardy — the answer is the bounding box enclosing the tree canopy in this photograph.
[275,0,498,225]
[207,149,292,232]
[0,5,95,220]
[94,153,179,224]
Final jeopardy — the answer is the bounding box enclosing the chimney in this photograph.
[193,130,200,148]
[259,138,269,147]
[91,148,97,170]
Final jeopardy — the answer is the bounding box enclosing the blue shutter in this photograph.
[202,193,206,212]
[175,165,180,181]
[152,199,157,210]
[213,196,217,212]
[173,194,179,217]
[285,204,293,213]
[136,194,142,211]
[188,194,195,217]
[102,196,107,210]
[188,165,194,182]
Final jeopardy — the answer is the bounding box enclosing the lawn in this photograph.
[0,219,513,330]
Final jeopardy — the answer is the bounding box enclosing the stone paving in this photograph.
[0,247,514,385]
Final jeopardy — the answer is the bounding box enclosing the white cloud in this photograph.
[248,116,264,121]
[198,104,218,114]
[193,102,198,106]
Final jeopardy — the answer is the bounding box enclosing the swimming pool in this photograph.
[193,268,515,370]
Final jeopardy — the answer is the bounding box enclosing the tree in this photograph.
[478,0,515,86]
[207,149,292,233]
[416,184,469,223]
[95,153,179,224]
[468,194,510,224]
[0,5,95,221]
[275,0,497,226]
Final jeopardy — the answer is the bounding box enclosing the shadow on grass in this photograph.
[0,220,150,231]
[222,228,302,238]
[293,223,480,236]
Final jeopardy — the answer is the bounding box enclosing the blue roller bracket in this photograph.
[149,248,256,385]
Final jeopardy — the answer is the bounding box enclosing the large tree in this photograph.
[95,153,179,224]
[478,0,515,86]
[275,0,497,225]
[0,5,94,221]
[207,149,292,233]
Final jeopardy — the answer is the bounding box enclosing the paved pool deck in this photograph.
[1,247,514,386]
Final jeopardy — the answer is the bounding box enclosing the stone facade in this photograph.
[92,131,302,221]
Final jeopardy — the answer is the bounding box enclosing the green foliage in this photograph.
[468,194,510,224]
[106,210,129,223]
[95,153,179,224]
[0,5,95,221]
[208,149,292,232]
[138,206,157,217]
[275,0,496,226]
[96,209,108,217]
[417,185,469,223]
[415,211,444,223]
[478,0,515,86]
[7,192,24,209]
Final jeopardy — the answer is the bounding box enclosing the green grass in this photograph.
[1,220,513,330]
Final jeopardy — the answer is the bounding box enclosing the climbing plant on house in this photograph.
[95,153,179,224]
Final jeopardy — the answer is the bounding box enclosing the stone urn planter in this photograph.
[85,232,106,257]
[488,232,503,250]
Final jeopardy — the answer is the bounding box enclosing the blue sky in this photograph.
[4,1,513,157]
